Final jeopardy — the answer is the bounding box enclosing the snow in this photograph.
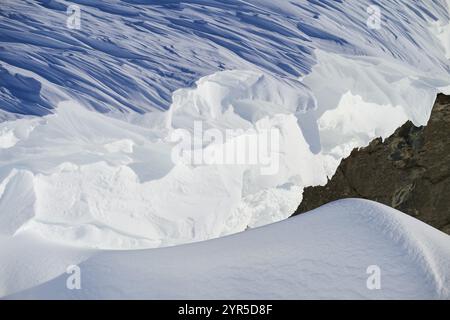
[0,0,450,298]
[0,0,450,248]
[0,83,327,249]
[3,199,450,299]
[1,0,449,116]
[0,62,446,250]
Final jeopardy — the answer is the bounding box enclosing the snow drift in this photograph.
[3,199,450,299]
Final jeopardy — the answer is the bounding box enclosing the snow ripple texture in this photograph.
[4,200,450,299]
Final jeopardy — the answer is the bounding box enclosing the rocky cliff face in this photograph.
[294,94,450,234]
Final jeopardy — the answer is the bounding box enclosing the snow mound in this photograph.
[4,199,450,299]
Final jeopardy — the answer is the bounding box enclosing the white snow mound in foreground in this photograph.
[3,199,450,299]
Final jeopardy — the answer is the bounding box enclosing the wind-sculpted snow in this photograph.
[3,200,450,299]
[1,0,449,116]
[0,1,450,250]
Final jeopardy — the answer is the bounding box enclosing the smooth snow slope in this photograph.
[0,1,450,249]
[4,199,450,299]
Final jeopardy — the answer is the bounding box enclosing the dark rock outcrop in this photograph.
[293,94,450,234]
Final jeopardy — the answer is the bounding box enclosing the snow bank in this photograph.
[4,199,450,299]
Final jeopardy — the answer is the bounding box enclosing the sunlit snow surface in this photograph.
[0,0,450,263]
